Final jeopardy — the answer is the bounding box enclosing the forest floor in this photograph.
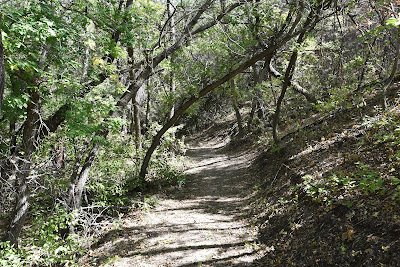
[250,86,400,266]
[79,137,265,266]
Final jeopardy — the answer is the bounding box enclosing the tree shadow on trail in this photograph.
[86,146,258,266]
[91,224,257,266]
[176,251,256,267]
[174,147,255,218]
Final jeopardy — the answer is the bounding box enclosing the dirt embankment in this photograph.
[251,86,400,266]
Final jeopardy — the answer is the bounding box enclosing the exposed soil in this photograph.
[79,140,263,266]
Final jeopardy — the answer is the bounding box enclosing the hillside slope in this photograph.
[251,85,400,266]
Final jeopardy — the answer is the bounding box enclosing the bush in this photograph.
[0,206,83,267]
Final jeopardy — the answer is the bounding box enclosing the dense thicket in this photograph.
[0,0,399,265]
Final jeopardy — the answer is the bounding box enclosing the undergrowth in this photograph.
[0,126,188,266]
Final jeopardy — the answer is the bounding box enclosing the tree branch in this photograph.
[267,62,317,103]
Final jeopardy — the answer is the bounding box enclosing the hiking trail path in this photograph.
[80,141,263,266]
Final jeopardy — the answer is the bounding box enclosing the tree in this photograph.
[1,0,100,245]
[68,0,249,209]
[0,24,4,111]
[1,0,381,253]
[139,0,334,178]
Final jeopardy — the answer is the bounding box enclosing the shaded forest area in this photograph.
[1,0,400,266]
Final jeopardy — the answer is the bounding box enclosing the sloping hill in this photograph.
[251,85,400,266]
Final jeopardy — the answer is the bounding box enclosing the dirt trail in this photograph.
[81,142,261,266]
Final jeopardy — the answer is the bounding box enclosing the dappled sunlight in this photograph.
[79,145,261,266]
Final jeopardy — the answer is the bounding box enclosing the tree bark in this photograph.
[382,30,400,108]
[0,27,5,111]
[267,62,317,104]
[232,100,244,138]
[247,66,260,131]
[167,0,176,120]
[4,89,40,247]
[231,79,244,137]
[133,101,141,150]
[247,98,257,131]
[3,42,51,246]
[71,139,102,210]
[127,45,140,148]
[272,33,306,143]
[67,144,86,210]
[127,49,146,150]
[144,84,151,133]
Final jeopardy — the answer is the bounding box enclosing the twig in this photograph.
[270,164,283,187]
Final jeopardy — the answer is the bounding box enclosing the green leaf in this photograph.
[386,18,400,27]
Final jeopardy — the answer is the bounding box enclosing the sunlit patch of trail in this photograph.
[80,144,262,266]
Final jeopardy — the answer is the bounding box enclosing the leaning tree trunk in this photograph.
[4,89,40,247]
[272,33,306,143]
[138,1,327,177]
[138,39,295,178]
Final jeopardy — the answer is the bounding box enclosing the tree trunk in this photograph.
[129,101,134,134]
[1,117,17,182]
[272,34,306,143]
[268,62,317,104]
[167,0,176,120]
[248,63,268,131]
[247,66,258,131]
[230,79,244,137]
[71,140,102,210]
[133,101,141,150]
[0,28,5,112]
[67,144,86,210]
[139,37,297,178]
[247,97,257,132]
[382,30,400,108]
[4,89,40,247]
[232,100,244,138]
[4,42,49,246]
[144,85,151,133]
